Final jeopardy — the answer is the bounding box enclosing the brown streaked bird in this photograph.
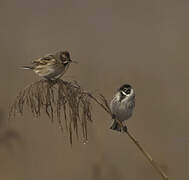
[21,50,76,80]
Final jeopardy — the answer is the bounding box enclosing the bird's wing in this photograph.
[127,100,135,111]
[32,54,59,66]
[110,94,120,115]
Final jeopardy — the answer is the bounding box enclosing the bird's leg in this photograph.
[114,119,124,132]
[112,115,127,133]
[112,114,116,119]
[122,125,128,133]
[121,121,128,133]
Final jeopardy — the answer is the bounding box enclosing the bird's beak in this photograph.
[70,59,78,64]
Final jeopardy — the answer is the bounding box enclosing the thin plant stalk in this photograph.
[126,130,168,180]
[89,94,168,180]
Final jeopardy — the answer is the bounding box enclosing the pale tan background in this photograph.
[0,0,188,179]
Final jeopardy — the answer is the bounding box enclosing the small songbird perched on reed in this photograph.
[110,84,135,132]
[21,50,76,80]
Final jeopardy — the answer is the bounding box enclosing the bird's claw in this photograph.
[112,114,116,119]
[122,126,128,133]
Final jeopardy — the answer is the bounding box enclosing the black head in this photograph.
[60,51,71,61]
[119,84,132,95]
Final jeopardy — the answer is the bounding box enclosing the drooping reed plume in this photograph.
[9,79,93,144]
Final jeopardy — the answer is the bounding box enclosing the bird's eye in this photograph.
[125,89,131,94]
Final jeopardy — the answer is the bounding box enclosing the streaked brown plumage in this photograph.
[22,51,73,80]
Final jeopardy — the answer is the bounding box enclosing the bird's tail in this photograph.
[110,120,127,132]
[20,66,33,70]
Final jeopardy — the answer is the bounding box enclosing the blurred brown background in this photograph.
[0,0,188,179]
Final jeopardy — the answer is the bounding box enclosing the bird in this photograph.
[21,50,75,80]
[110,84,135,132]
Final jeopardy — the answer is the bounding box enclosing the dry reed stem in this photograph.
[95,95,168,180]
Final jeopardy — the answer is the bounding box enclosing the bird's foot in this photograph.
[112,114,116,119]
[122,125,128,133]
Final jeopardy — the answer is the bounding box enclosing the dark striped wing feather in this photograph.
[32,54,58,66]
